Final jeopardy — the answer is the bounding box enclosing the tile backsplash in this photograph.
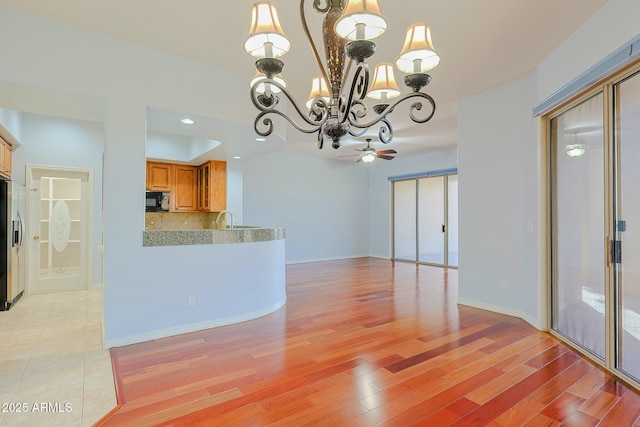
[145,212,226,230]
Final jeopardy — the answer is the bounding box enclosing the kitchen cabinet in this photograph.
[197,160,226,212]
[0,137,11,179]
[146,160,226,212]
[146,161,172,191]
[172,165,198,211]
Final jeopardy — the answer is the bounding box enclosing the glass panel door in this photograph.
[28,168,90,294]
[393,179,416,261]
[614,71,640,381]
[418,176,445,265]
[551,92,606,360]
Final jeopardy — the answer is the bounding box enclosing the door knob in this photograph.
[33,235,40,240]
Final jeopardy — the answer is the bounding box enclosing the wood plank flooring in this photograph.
[98,258,640,426]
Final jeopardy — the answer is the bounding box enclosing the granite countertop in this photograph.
[143,227,285,247]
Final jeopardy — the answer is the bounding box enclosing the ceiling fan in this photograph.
[338,139,397,163]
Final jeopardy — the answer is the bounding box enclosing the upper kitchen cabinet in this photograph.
[173,165,198,212]
[145,160,226,212]
[0,136,12,179]
[146,161,172,191]
[197,160,226,212]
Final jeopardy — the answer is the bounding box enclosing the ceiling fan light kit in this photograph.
[245,0,439,150]
[338,138,396,162]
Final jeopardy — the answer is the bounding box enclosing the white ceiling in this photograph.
[0,0,608,162]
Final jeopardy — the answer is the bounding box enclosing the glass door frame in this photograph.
[611,67,640,383]
[546,60,640,391]
[391,171,458,269]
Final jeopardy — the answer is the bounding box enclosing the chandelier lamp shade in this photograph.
[244,2,290,58]
[305,76,331,109]
[245,0,439,149]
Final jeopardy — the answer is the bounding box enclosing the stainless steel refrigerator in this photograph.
[1,180,26,311]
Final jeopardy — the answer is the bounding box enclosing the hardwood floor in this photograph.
[98,258,640,426]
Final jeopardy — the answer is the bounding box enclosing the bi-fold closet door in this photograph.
[392,173,458,268]
[549,65,640,388]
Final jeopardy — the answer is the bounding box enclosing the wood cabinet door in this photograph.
[4,143,11,178]
[197,163,210,211]
[0,141,5,177]
[0,140,10,179]
[147,162,172,191]
[173,165,198,211]
[209,161,227,212]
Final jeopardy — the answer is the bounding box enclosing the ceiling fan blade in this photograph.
[377,155,395,160]
[338,154,361,158]
[376,149,397,155]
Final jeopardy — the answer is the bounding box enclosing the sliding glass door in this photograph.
[549,64,640,388]
[393,180,417,261]
[614,70,640,381]
[393,173,458,267]
[418,176,445,264]
[550,92,606,361]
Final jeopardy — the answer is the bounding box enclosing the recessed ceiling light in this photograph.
[233,156,242,160]
[181,118,195,125]
[255,137,266,142]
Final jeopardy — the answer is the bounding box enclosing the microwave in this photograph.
[146,191,169,212]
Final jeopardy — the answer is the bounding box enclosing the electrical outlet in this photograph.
[188,296,196,307]
[501,283,508,294]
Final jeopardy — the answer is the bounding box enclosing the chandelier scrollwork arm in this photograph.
[378,118,393,144]
[339,62,369,124]
[348,125,369,138]
[407,94,437,124]
[250,78,329,137]
[347,91,436,132]
[311,0,331,13]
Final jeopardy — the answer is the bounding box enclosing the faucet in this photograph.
[215,210,234,229]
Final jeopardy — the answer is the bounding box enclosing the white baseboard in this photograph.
[285,254,371,265]
[457,298,545,331]
[104,298,286,349]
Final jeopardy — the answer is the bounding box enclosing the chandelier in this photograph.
[244,0,440,149]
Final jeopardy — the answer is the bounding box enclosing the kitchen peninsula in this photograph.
[138,210,286,345]
[144,211,284,246]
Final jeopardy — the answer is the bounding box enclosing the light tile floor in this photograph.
[0,286,116,426]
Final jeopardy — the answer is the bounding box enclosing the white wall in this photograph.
[458,78,539,325]
[0,108,21,142]
[536,0,640,104]
[457,0,640,329]
[367,148,458,259]
[11,112,105,285]
[242,151,370,263]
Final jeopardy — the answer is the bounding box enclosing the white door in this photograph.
[27,166,93,294]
